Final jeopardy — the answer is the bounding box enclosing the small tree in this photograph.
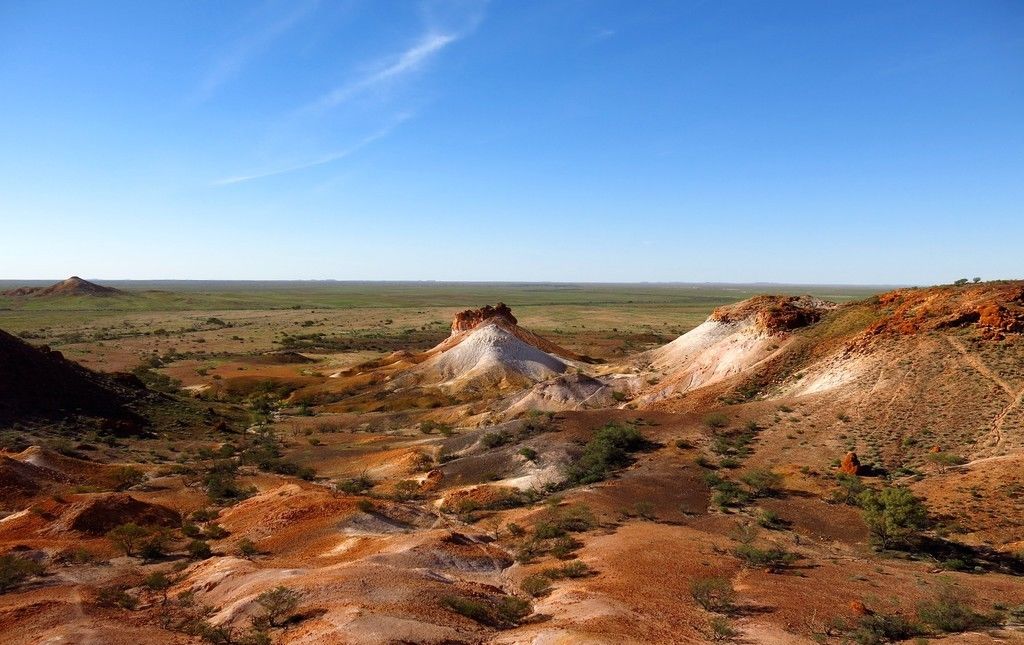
[107,523,150,557]
[859,487,929,550]
[690,576,735,613]
[256,586,301,627]
[111,466,146,491]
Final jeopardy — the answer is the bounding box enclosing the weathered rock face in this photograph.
[709,295,836,334]
[839,451,862,476]
[864,283,1024,340]
[451,303,517,334]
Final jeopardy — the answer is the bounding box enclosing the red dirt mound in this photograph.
[0,455,68,501]
[0,328,146,428]
[50,493,180,535]
[865,282,1024,340]
[710,295,835,333]
[1,276,121,297]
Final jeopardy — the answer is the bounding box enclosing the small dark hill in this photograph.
[0,328,145,430]
[2,276,121,297]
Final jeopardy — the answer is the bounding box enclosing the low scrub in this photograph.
[563,423,647,485]
[0,554,45,594]
[442,594,531,628]
[733,544,797,573]
[690,576,735,614]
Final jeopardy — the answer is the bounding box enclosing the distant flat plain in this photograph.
[0,281,891,371]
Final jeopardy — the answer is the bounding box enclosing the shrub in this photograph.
[705,413,729,429]
[0,554,45,593]
[542,560,591,579]
[521,574,552,597]
[734,544,797,573]
[564,423,646,485]
[740,469,782,497]
[96,585,138,609]
[926,452,965,472]
[256,586,301,627]
[336,475,374,494]
[859,487,929,550]
[107,523,150,557]
[708,616,738,641]
[443,596,491,624]
[356,499,375,513]
[111,466,146,491]
[550,536,580,559]
[237,538,258,557]
[710,479,750,510]
[139,528,172,560]
[145,571,172,602]
[831,473,866,505]
[755,509,785,530]
[847,612,920,644]
[495,595,531,625]
[203,524,229,539]
[482,431,512,449]
[917,582,993,633]
[442,594,531,628]
[518,447,538,461]
[690,576,735,613]
[188,539,212,560]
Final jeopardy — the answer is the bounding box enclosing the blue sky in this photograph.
[1,0,1021,283]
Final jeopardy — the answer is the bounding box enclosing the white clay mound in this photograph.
[422,322,568,385]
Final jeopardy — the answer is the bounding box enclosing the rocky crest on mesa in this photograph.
[450,303,518,334]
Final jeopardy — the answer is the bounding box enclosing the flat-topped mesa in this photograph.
[451,303,518,334]
[710,295,836,334]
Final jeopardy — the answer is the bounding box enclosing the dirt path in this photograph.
[947,336,1024,458]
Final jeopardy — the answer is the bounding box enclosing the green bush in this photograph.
[846,612,920,644]
[521,574,552,597]
[336,474,374,494]
[442,594,531,628]
[917,582,993,633]
[542,560,591,579]
[564,423,646,485]
[705,413,729,429]
[859,487,929,550]
[107,523,150,557]
[831,473,866,505]
[188,539,212,560]
[110,466,146,491]
[690,576,735,613]
[734,544,797,573]
[740,469,782,497]
[256,586,301,627]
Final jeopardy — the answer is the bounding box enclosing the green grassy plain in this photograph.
[0,281,889,371]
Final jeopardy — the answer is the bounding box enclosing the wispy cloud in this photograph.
[212,112,413,186]
[194,0,320,103]
[304,31,458,113]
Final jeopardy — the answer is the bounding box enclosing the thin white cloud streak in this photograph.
[212,112,413,186]
[194,0,320,103]
[304,31,458,112]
